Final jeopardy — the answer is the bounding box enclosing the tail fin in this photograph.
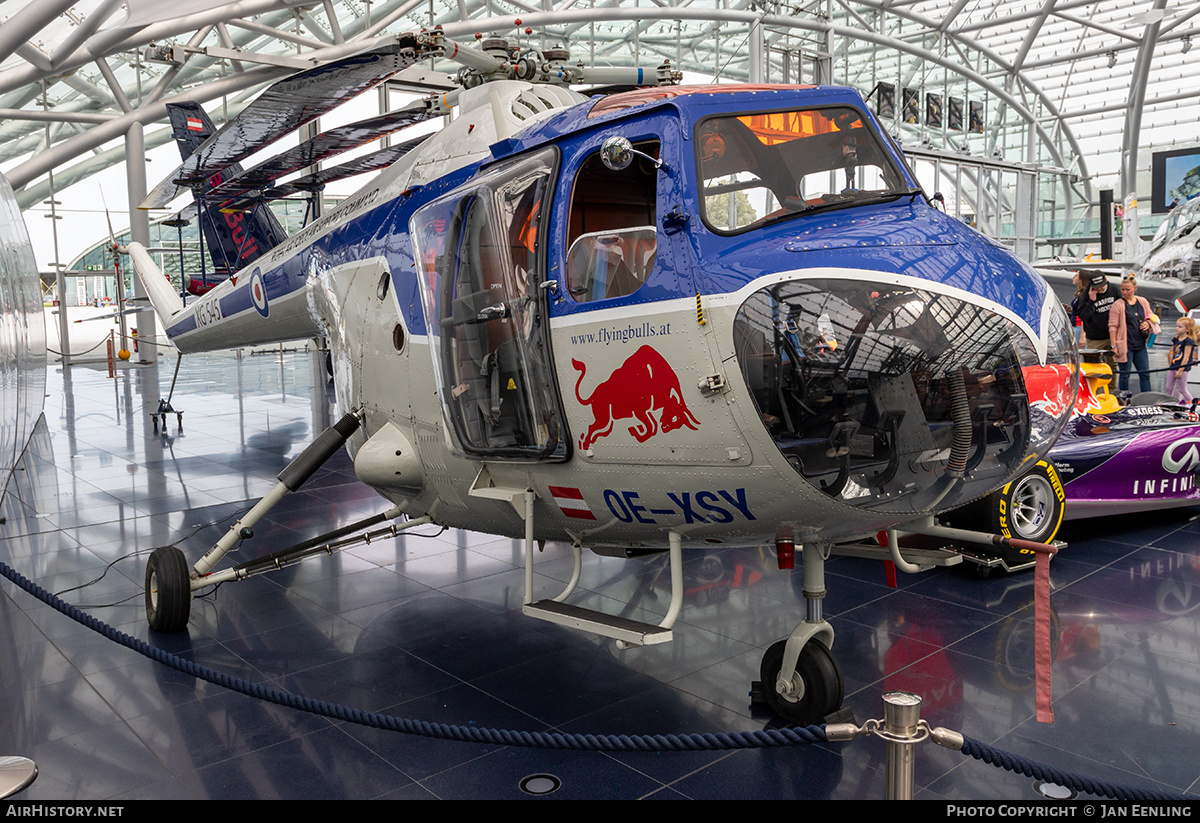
[128,243,184,322]
[166,102,289,274]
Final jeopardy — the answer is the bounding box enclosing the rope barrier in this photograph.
[45,338,111,357]
[0,558,821,752]
[959,734,1191,802]
[0,555,1193,799]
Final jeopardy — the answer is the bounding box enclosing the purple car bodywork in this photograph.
[1049,404,1200,519]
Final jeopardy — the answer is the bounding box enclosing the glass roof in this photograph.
[1,0,1197,255]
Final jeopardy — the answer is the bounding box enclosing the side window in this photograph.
[565,140,658,302]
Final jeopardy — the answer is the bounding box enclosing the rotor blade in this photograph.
[140,37,429,210]
[217,135,431,212]
[72,307,142,322]
[204,104,438,204]
[98,186,118,249]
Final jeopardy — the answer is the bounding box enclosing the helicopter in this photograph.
[128,28,1078,725]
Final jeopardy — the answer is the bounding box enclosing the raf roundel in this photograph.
[250,269,269,318]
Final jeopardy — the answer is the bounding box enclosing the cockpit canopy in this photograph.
[1150,195,1200,252]
[734,278,1075,515]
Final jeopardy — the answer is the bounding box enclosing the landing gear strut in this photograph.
[141,409,365,632]
[755,540,847,725]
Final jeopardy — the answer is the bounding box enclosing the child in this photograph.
[1166,317,1199,403]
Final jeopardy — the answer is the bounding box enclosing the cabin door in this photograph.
[411,148,568,461]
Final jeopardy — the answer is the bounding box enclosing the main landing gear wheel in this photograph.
[759,638,844,726]
[145,546,190,632]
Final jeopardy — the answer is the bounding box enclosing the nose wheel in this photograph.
[759,637,844,726]
[755,539,848,725]
[145,545,191,632]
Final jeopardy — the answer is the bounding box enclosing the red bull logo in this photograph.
[1022,363,1101,418]
[1074,371,1103,415]
[572,345,700,450]
[225,211,261,263]
[1022,364,1075,417]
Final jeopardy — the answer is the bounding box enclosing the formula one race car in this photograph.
[940,350,1200,570]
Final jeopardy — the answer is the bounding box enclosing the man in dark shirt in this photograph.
[1075,271,1119,349]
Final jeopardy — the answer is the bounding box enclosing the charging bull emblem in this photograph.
[572,345,700,450]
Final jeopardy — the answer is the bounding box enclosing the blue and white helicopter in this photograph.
[130,28,1078,725]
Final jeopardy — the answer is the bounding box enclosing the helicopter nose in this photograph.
[732,274,1077,516]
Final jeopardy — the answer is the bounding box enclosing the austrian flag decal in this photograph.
[549,486,596,520]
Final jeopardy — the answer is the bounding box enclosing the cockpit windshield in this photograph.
[696,106,912,233]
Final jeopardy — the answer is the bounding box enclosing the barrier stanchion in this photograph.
[0,756,37,799]
[883,692,923,799]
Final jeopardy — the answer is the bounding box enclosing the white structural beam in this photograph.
[1120,0,1167,200]
[0,0,298,97]
[7,0,1183,260]
[428,6,1089,205]
[5,63,286,190]
[830,0,1091,202]
[0,109,116,125]
[0,0,80,66]
[45,0,132,71]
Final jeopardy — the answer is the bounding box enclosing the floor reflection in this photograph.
[0,349,1197,800]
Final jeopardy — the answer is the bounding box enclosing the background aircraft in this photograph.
[1138,196,1200,287]
[163,102,291,296]
[1037,194,1200,322]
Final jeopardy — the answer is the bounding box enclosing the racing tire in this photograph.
[145,546,191,632]
[759,638,844,726]
[1129,391,1178,407]
[989,461,1065,546]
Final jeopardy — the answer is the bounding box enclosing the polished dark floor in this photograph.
[2,347,1199,801]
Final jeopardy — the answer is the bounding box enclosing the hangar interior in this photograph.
[2,0,1200,801]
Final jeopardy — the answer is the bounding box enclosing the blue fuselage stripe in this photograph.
[168,87,1049,344]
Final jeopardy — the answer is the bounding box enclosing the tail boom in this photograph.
[128,242,323,353]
